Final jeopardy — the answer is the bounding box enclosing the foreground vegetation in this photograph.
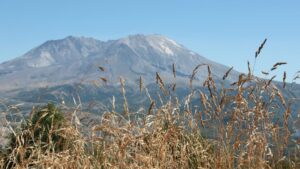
[1,40,300,168]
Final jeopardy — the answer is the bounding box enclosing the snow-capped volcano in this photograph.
[0,34,239,91]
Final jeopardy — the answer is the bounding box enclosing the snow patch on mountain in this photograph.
[166,38,181,48]
[189,51,196,55]
[27,51,55,67]
[147,38,176,56]
[159,43,174,55]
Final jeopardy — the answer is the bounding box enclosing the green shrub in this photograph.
[3,103,67,168]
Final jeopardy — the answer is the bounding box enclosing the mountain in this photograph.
[0,34,299,115]
[0,34,239,92]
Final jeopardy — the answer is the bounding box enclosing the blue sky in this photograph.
[0,0,299,81]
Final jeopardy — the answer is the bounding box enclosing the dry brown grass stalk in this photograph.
[255,38,267,58]
[190,64,206,89]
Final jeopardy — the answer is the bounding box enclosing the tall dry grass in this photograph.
[0,39,299,168]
